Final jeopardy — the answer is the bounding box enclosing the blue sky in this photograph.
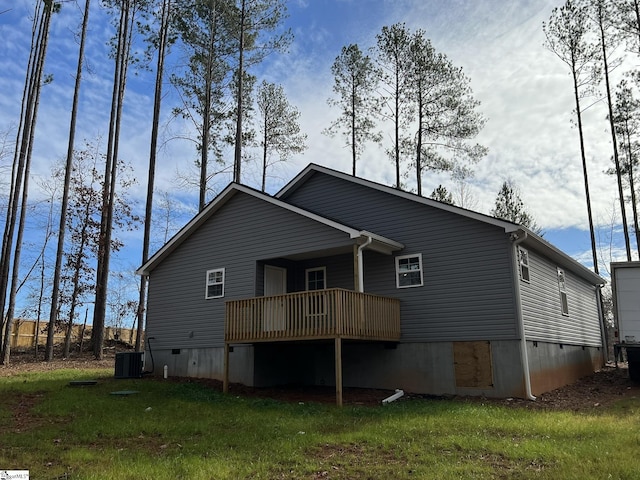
[0,0,636,301]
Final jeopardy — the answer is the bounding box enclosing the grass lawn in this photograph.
[1,367,639,479]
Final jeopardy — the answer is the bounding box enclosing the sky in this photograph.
[0,0,637,295]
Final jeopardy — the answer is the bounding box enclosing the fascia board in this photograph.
[136,183,239,275]
[136,182,402,275]
[518,228,605,286]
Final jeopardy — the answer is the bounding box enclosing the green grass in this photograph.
[1,368,639,479]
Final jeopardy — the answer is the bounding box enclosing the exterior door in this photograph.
[264,266,287,331]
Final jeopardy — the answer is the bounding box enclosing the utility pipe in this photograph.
[511,230,536,401]
[382,389,404,405]
[357,236,373,293]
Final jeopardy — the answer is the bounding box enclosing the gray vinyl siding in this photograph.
[520,248,601,347]
[283,172,519,342]
[255,254,355,294]
[146,191,356,350]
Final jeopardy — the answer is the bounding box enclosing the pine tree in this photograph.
[544,0,601,272]
[405,29,486,196]
[325,44,380,176]
[491,180,540,233]
[375,23,413,189]
[430,185,454,205]
[1,0,57,364]
[46,0,91,362]
[256,81,306,191]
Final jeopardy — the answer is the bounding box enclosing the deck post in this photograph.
[353,244,359,292]
[223,343,230,393]
[335,337,343,407]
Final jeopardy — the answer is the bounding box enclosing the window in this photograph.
[518,247,530,282]
[396,254,423,288]
[205,268,225,299]
[305,267,326,317]
[557,268,569,315]
[306,266,326,291]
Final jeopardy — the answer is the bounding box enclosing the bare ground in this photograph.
[1,347,639,410]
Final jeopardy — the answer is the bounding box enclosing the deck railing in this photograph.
[225,288,400,343]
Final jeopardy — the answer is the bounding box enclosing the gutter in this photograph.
[356,236,373,293]
[511,230,536,401]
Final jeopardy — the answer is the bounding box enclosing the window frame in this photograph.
[205,268,225,299]
[518,247,530,283]
[557,267,569,316]
[395,253,424,289]
[305,266,327,291]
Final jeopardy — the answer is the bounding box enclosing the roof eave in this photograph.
[515,227,605,285]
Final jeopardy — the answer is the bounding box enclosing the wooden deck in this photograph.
[225,288,400,343]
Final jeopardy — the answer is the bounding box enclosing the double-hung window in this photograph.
[205,268,225,299]
[305,267,326,291]
[518,247,530,282]
[305,267,326,317]
[557,268,569,315]
[396,254,423,288]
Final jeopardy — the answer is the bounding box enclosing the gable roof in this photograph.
[277,164,521,231]
[276,164,604,286]
[136,182,403,276]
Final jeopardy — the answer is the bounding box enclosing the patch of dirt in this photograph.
[0,343,121,377]
[6,391,47,433]
[422,363,640,412]
[2,347,639,411]
[168,362,640,410]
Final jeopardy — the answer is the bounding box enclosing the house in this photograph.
[136,163,605,404]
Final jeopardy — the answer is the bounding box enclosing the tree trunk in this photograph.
[596,2,631,261]
[351,82,356,176]
[415,93,424,197]
[1,0,53,365]
[137,0,171,351]
[0,0,48,350]
[93,0,133,359]
[262,110,268,191]
[572,67,599,274]
[233,0,246,184]
[47,0,90,361]
[394,64,400,189]
[199,2,217,211]
[622,120,640,257]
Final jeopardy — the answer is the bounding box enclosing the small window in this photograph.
[206,268,225,299]
[557,268,569,315]
[396,254,423,288]
[306,267,326,291]
[518,247,530,283]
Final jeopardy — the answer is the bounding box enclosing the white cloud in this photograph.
[1,0,637,267]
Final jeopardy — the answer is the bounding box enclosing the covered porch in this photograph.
[222,226,404,406]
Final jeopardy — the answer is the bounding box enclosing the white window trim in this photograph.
[205,268,225,299]
[518,247,530,283]
[305,266,327,291]
[395,253,424,289]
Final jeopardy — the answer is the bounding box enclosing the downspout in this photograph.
[357,236,373,293]
[511,230,536,401]
[596,285,607,365]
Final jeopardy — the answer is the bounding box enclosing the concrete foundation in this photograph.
[249,339,523,398]
[144,339,602,400]
[527,340,603,395]
[146,345,254,385]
